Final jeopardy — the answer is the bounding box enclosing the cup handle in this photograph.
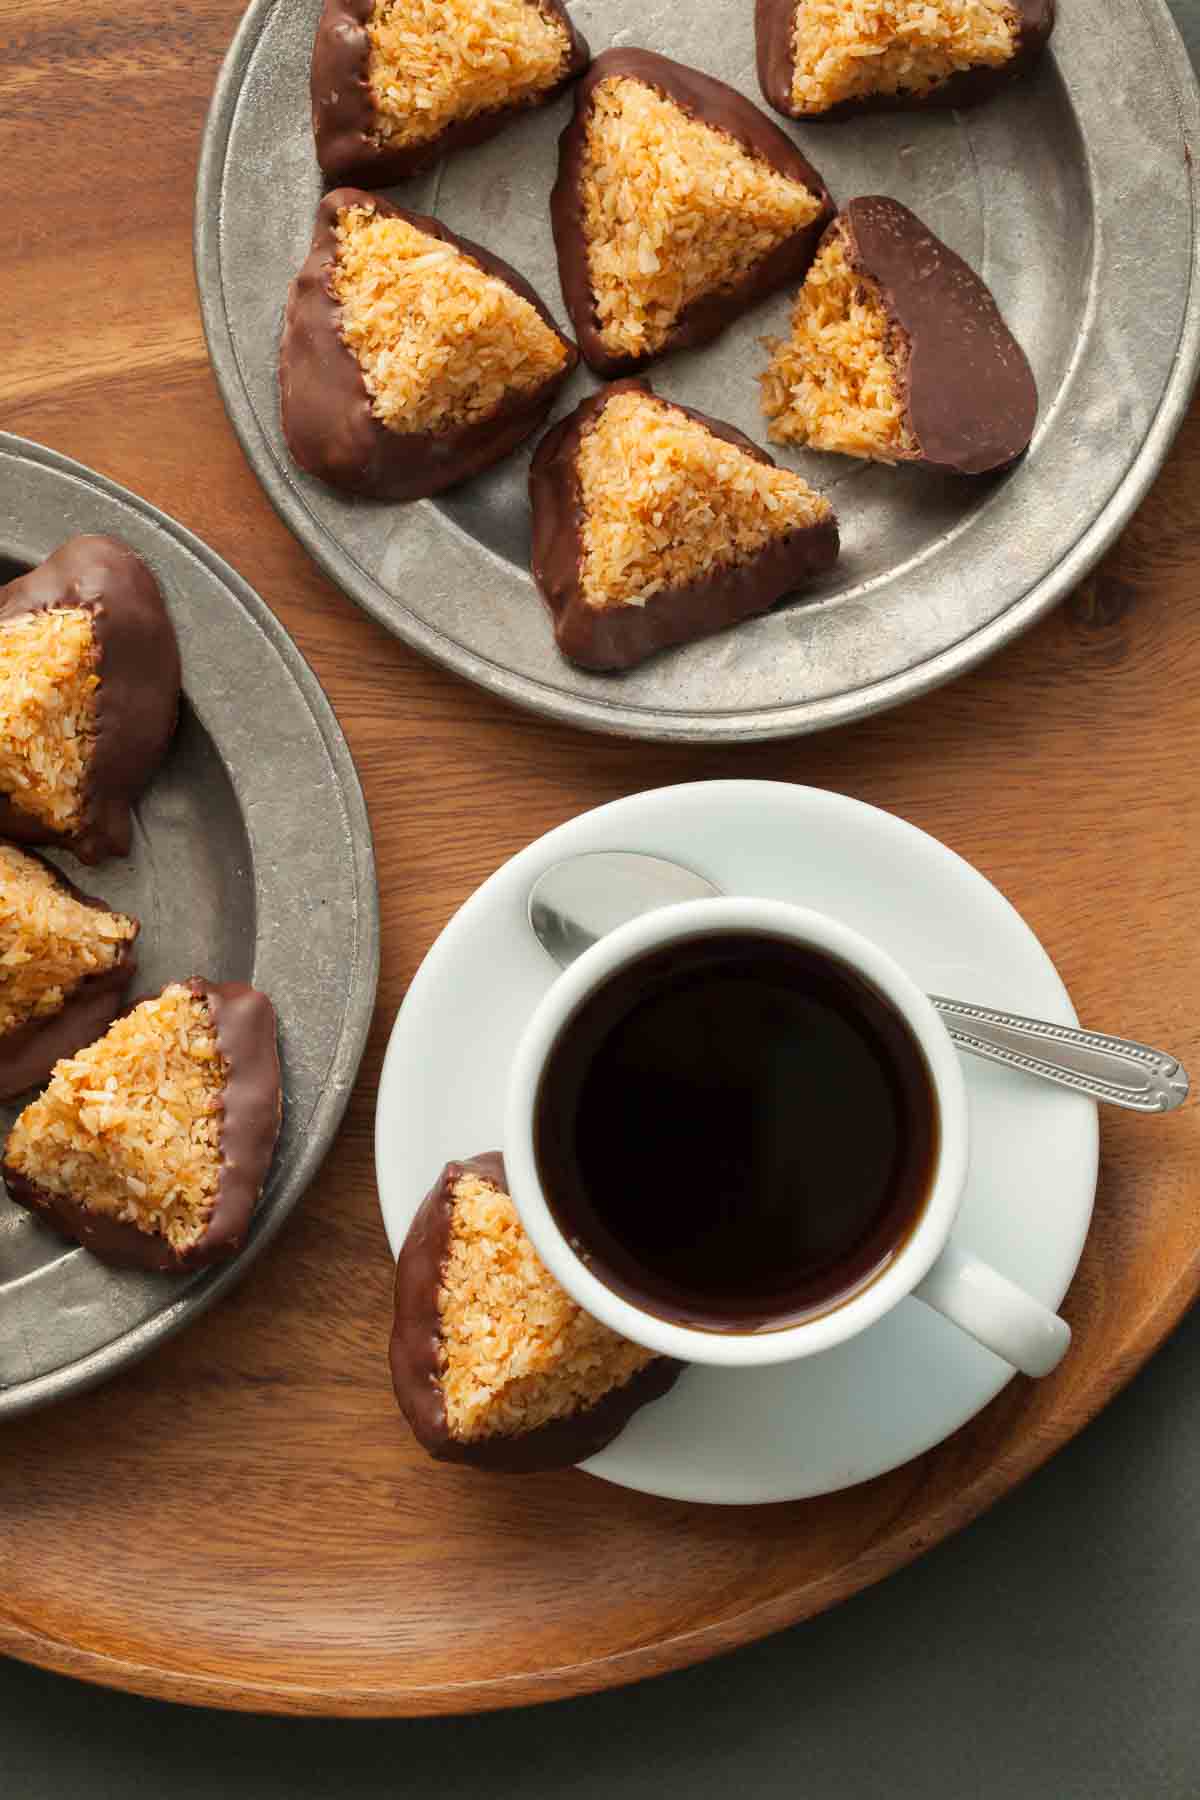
[913,1241,1071,1377]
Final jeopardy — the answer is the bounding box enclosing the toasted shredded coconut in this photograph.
[790,0,1017,112]
[366,0,571,149]
[5,984,225,1252]
[332,205,569,434]
[580,76,824,361]
[438,1170,654,1442]
[576,390,832,609]
[0,846,135,1036]
[0,607,98,834]
[760,226,916,461]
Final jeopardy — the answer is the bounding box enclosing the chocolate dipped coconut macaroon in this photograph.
[311,0,590,186]
[390,1154,681,1472]
[552,49,834,377]
[760,197,1037,475]
[3,980,281,1273]
[280,190,577,500]
[0,536,181,864]
[756,0,1055,121]
[0,844,139,1100]
[530,379,839,671]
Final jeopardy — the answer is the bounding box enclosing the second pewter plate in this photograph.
[197,0,1200,743]
[0,435,379,1420]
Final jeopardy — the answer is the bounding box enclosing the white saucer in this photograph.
[375,782,1097,1506]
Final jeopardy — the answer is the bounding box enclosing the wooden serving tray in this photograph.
[2,0,1199,1716]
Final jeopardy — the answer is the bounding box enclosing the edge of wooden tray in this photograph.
[2,1248,1196,1717]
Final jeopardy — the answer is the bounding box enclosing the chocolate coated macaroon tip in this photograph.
[310,0,590,186]
[844,195,1037,476]
[760,198,1036,476]
[390,1153,682,1473]
[279,190,577,502]
[1,978,281,1274]
[530,379,839,671]
[756,0,1055,122]
[0,536,181,865]
[551,47,834,377]
[0,847,140,1100]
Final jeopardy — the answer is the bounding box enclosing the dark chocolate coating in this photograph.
[529,379,840,671]
[756,0,1054,121]
[0,849,139,1100]
[0,536,181,865]
[390,1153,682,1473]
[551,48,835,377]
[279,189,579,500]
[311,0,590,186]
[841,196,1037,475]
[2,979,281,1273]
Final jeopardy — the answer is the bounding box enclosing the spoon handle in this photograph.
[930,997,1190,1113]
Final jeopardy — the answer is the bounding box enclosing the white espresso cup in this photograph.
[504,897,1071,1377]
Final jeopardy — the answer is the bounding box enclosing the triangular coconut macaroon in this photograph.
[551,49,834,376]
[0,845,139,1100]
[390,1154,680,1471]
[280,190,578,500]
[0,536,181,864]
[529,379,839,670]
[759,198,1037,474]
[311,0,590,185]
[3,980,280,1272]
[756,0,1054,121]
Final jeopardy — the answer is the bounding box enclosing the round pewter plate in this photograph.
[196,0,1200,743]
[0,435,379,1419]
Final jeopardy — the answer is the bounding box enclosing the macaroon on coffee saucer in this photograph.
[375,780,1097,1506]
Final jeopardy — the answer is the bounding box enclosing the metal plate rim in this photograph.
[195,0,1200,743]
[0,430,380,1419]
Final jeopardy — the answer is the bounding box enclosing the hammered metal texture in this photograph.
[196,0,1200,741]
[0,437,379,1418]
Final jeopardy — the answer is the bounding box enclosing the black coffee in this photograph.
[535,933,938,1332]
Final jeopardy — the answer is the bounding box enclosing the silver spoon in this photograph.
[527,852,1190,1115]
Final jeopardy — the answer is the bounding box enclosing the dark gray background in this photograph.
[5,1,1200,1791]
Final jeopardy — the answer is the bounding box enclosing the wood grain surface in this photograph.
[1,0,1198,1718]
